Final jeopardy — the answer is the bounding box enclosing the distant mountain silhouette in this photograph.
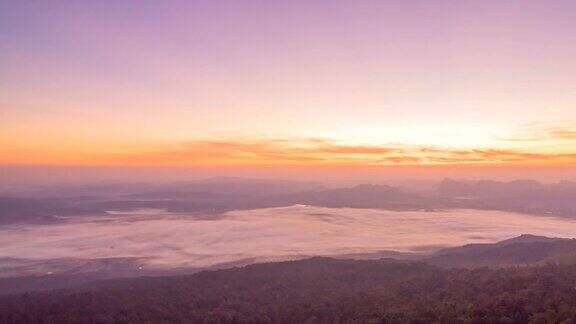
[426,234,576,268]
[127,177,324,199]
[439,178,544,198]
[496,233,564,245]
[272,184,425,208]
[439,178,576,216]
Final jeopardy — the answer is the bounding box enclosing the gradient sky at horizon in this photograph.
[1,0,575,168]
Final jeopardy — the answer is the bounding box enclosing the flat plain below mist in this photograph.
[2,205,576,277]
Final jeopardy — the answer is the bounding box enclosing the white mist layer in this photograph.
[2,205,576,270]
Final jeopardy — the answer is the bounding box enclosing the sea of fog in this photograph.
[2,205,576,276]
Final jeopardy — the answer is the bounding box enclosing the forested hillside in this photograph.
[2,258,576,323]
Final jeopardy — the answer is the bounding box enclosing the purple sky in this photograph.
[1,0,575,168]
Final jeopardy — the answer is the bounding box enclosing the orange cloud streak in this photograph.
[102,138,576,167]
[504,123,576,141]
[3,136,576,167]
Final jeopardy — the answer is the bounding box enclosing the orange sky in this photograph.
[2,133,576,167]
[1,1,575,171]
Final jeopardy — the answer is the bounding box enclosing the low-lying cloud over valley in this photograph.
[2,206,576,277]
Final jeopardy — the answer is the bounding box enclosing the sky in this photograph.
[1,1,575,176]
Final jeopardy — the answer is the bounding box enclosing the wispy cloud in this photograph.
[110,137,576,166]
[115,138,403,166]
[503,122,576,142]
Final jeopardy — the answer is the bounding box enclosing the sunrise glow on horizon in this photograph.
[1,1,575,168]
